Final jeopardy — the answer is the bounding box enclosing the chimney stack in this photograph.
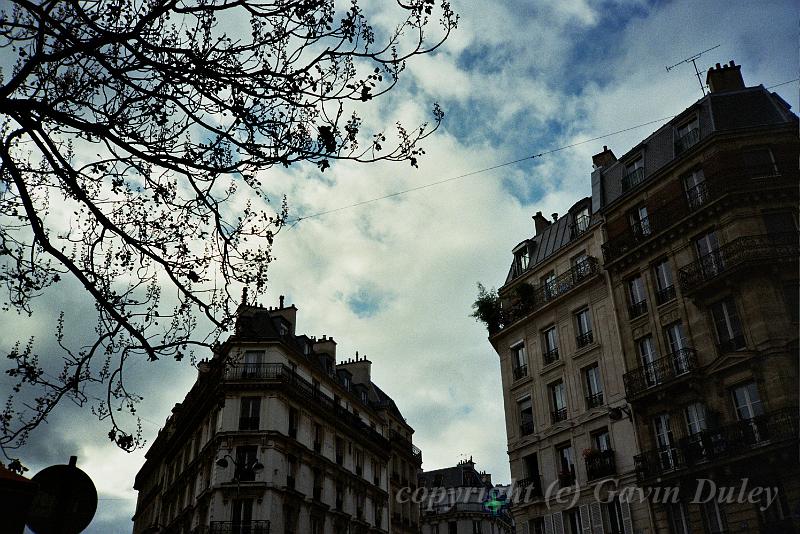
[532,211,551,235]
[592,145,617,168]
[706,60,744,93]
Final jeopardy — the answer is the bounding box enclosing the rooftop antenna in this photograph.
[665,44,720,96]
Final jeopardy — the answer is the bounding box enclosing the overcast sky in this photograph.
[3,1,797,532]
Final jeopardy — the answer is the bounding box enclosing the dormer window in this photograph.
[675,117,700,154]
[513,243,530,277]
[621,156,644,191]
[342,375,351,391]
[570,206,590,238]
[360,390,368,404]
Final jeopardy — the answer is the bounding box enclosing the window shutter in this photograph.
[544,514,554,534]
[553,511,565,534]
[621,500,634,534]
[580,505,593,534]
[590,502,605,534]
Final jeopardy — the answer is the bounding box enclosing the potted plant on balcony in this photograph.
[471,283,501,333]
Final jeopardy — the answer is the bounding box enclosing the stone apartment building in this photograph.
[479,60,798,534]
[132,299,423,534]
[594,62,798,534]
[418,458,513,534]
[485,200,646,534]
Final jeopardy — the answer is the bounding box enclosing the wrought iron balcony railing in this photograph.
[576,331,594,348]
[674,128,700,155]
[209,521,270,534]
[514,475,542,498]
[623,348,698,399]
[569,215,591,239]
[389,429,422,464]
[558,469,576,488]
[621,167,645,192]
[655,285,676,305]
[513,364,529,380]
[628,299,648,319]
[520,420,535,436]
[717,334,746,353]
[586,392,604,409]
[543,348,560,365]
[551,407,568,423]
[585,449,616,480]
[603,164,791,263]
[678,233,799,293]
[225,363,388,449]
[635,408,799,481]
[497,258,600,333]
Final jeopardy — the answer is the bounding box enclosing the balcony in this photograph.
[224,363,388,449]
[678,233,799,294]
[558,469,576,488]
[585,449,616,480]
[520,420,535,436]
[569,214,591,239]
[602,164,793,265]
[209,521,270,534]
[585,392,604,409]
[543,348,559,365]
[635,408,799,482]
[389,429,423,464]
[623,348,698,400]
[551,407,567,423]
[576,331,594,348]
[675,128,700,155]
[495,258,600,334]
[513,364,528,381]
[655,285,676,305]
[628,299,647,319]
[621,167,645,192]
[515,475,542,498]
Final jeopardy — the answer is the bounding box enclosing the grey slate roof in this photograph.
[419,461,489,489]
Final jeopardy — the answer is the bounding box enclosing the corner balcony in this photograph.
[602,164,794,266]
[224,363,388,449]
[678,233,798,295]
[389,429,423,464]
[496,258,600,334]
[623,348,698,401]
[634,408,799,483]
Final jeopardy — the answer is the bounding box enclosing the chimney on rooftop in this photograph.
[706,60,745,93]
[532,211,551,235]
[592,145,617,168]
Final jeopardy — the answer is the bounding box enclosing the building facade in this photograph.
[418,458,513,534]
[595,62,799,534]
[132,300,422,534]
[486,201,647,533]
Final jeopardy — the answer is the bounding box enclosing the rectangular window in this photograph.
[556,442,575,486]
[683,167,707,209]
[541,271,556,300]
[472,520,483,534]
[784,283,799,323]
[653,413,675,470]
[241,350,264,378]
[667,501,691,534]
[743,146,777,177]
[355,449,364,477]
[584,364,603,408]
[235,445,258,481]
[575,308,593,347]
[664,321,690,372]
[653,258,676,304]
[287,454,298,489]
[511,342,528,380]
[239,397,260,430]
[675,117,700,154]
[685,402,707,435]
[335,436,344,465]
[638,335,659,385]
[514,245,530,275]
[550,381,567,423]
[543,326,559,364]
[518,396,534,436]
[696,230,723,277]
[605,498,624,534]
[571,208,591,238]
[622,157,644,190]
[232,498,253,525]
[529,518,545,534]
[449,521,458,534]
[627,276,647,318]
[702,499,727,533]
[732,382,763,420]
[592,428,611,451]
[711,297,744,351]
[288,406,299,439]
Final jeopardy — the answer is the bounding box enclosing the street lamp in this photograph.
[216,454,265,478]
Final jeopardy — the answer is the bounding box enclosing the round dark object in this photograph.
[26,457,97,534]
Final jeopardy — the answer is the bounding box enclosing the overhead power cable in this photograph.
[286,76,798,227]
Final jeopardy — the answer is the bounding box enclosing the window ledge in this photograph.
[573,341,600,359]
[539,359,565,376]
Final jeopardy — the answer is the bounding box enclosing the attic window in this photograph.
[675,117,700,155]
[278,321,289,336]
[342,375,351,390]
[360,390,368,404]
[513,246,530,276]
[570,206,590,238]
[621,156,644,191]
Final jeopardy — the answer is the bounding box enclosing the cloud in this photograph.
[5,1,798,532]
